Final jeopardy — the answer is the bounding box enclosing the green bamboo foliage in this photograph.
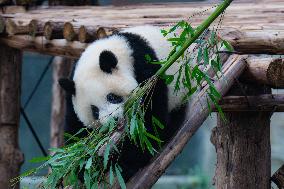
[12,0,234,188]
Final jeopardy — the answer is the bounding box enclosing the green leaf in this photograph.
[222,40,234,52]
[85,157,92,170]
[115,164,126,189]
[29,156,50,163]
[152,116,165,129]
[84,170,91,189]
[197,48,203,63]
[163,74,174,85]
[103,143,111,170]
[109,165,114,185]
[145,132,163,143]
[203,47,209,65]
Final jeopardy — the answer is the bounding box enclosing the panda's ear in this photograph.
[99,50,117,74]
[58,78,75,95]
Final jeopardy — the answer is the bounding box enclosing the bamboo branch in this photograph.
[123,55,247,189]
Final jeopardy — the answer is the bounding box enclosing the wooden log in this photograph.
[0,35,87,58]
[50,57,73,150]
[15,0,34,5]
[1,6,26,14]
[0,16,5,35]
[211,82,271,189]
[48,0,94,6]
[44,21,65,40]
[242,57,284,88]
[216,94,284,112]
[124,55,247,189]
[221,29,284,55]
[0,0,12,5]
[78,25,97,43]
[97,27,117,39]
[5,18,29,36]
[0,45,24,189]
[272,164,284,189]
[63,22,78,42]
[28,19,45,37]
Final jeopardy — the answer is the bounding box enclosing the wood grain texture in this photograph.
[0,45,24,189]
[211,82,272,189]
[272,164,284,189]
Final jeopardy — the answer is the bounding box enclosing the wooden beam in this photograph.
[0,45,24,189]
[222,29,284,55]
[242,57,284,88]
[272,164,284,189]
[43,21,65,40]
[5,18,29,36]
[216,94,284,112]
[63,22,78,42]
[0,35,87,58]
[50,57,73,150]
[212,82,271,189]
[123,55,247,189]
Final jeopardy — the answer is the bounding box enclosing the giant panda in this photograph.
[59,25,191,181]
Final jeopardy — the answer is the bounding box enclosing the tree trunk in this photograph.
[0,45,24,189]
[50,57,73,149]
[211,83,272,189]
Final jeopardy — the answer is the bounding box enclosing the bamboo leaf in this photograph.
[103,143,111,170]
[222,40,234,52]
[109,165,114,185]
[115,164,126,189]
[85,157,92,170]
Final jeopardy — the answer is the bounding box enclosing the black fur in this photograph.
[63,32,187,182]
[58,78,75,95]
[99,50,118,74]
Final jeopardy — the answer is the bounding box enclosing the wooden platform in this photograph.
[0,1,284,58]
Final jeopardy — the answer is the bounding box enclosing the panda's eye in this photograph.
[91,105,99,120]
[107,93,123,104]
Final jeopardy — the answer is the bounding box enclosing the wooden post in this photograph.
[50,57,73,149]
[0,45,24,189]
[211,83,272,189]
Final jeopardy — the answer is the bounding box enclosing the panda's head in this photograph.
[59,35,138,127]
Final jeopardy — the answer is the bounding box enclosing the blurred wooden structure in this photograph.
[0,0,284,189]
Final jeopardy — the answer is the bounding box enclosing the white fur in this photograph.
[72,25,188,127]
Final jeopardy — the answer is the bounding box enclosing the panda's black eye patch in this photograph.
[107,93,123,104]
[91,105,99,120]
[99,50,118,74]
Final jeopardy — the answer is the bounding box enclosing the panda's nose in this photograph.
[91,105,99,120]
